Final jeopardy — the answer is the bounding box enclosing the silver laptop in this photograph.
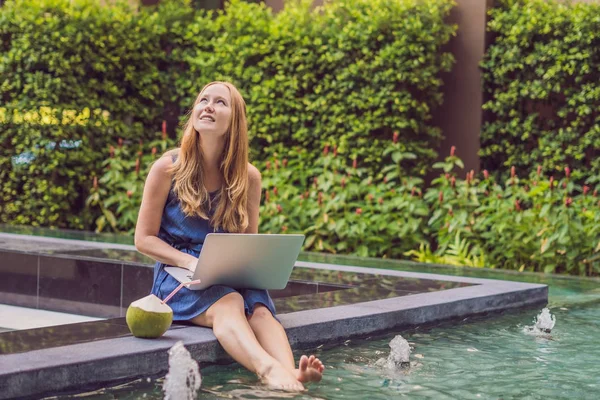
[164,233,305,290]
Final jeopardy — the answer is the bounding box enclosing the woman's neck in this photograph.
[200,136,225,189]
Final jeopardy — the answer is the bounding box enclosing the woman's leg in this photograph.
[247,305,325,383]
[190,293,303,391]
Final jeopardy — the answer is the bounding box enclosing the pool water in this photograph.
[51,258,600,400]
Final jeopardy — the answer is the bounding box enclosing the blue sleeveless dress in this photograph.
[150,173,276,322]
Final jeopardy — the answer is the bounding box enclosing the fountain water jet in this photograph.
[163,341,201,400]
[534,308,556,333]
[523,307,556,336]
[376,334,412,369]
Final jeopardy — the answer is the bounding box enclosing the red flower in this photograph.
[162,120,167,140]
[135,158,140,175]
[537,165,542,177]
[565,166,571,179]
[438,191,444,203]
[564,197,573,207]
[483,170,489,179]
[323,145,329,156]
[118,138,123,147]
[282,225,288,232]
[277,204,283,213]
[341,177,346,188]
[450,176,456,188]
[515,199,521,211]
[511,166,515,178]
[265,191,270,202]
[318,192,323,205]
[411,187,416,197]
[549,176,554,190]
[383,176,388,183]
[283,159,288,167]
[352,158,358,169]
[583,186,589,196]
[273,187,278,196]
[448,208,453,216]
[126,190,133,198]
[393,131,399,144]
[368,194,374,201]
[93,177,98,189]
[266,161,271,170]
[594,190,598,198]
[450,146,456,157]
[109,145,115,158]
[151,147,157,156]
[356,208,362,215]
[378,198,383,205]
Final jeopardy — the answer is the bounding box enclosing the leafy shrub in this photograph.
[481,0,600,183]
[415,148,600,276]
[181,0,456,177]
[0,0,190,228]
[259,140,430,258]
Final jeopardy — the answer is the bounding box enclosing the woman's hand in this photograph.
[182,254,199,273]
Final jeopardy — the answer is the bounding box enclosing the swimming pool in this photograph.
[54,254,600,399]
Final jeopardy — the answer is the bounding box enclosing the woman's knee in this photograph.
[247,304,275,325]
[192,292,245,327]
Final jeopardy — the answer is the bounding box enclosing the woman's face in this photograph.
[192,84,232,138]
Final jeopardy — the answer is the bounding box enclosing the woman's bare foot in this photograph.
[260,362,305,392]
[295,355,325,383]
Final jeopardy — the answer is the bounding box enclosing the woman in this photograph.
[134,81,324,391]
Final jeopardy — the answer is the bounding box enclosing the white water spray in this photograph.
[524,307,556,336]
[163,341,201,400]
[534,308,556,333]
[376,335,412,369]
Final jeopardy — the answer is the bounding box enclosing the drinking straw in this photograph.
[161,279,201,305]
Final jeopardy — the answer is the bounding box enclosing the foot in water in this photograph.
[295,355,325,383]
[261,363,305,392]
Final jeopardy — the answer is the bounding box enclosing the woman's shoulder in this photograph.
[247,162,261,184]
[149,149,178,178]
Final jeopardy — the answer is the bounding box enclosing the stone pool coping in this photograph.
[0,256,547,399]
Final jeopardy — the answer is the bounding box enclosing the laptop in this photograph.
[164,233,305,290]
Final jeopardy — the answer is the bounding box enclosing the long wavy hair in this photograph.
[170,81,249,233]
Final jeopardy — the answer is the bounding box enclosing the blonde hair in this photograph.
[170,81,249,233]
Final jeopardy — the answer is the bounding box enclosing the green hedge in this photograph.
[0,0,192,228]
[481,0,600,184]
[0,0,455,229]
[181,0,455,176]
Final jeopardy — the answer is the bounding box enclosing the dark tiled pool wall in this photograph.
[0,250,140,318]
[0,247,471,319]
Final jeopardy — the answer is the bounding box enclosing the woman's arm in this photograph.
[134,155,197,271]
[245,164,262,234]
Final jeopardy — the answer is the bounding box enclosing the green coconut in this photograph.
[126,294,173,338]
